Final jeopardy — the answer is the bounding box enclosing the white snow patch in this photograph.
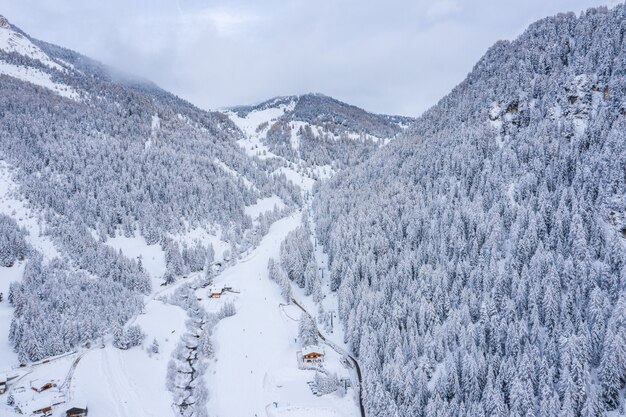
[245,195,285,219]
[0,23,64,71]
[0,61,79,100]
[72,301,187,417]
[104,234,166,281]
[170,226,231,262]
[145,114,160,149]
[226,99,296,138]
[275,167,315,192]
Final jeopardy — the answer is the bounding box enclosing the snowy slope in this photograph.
[224,93,412,173]
[0,16,79,100]
[200,213,359,417]
[0,16,63,71]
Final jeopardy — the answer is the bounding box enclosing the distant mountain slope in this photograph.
[225,93,413,171]
[315,5,626,417]
[0,15,299,240]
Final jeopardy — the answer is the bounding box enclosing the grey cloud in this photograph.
[0,0,617,115]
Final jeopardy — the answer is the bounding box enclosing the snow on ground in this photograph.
[226,99,295,138]
[227,102,292,161]
[200,212,359,417]
[145,114,160,149]
[0,62,79,100]
[245,195,285,219]
[71,301,187,417]
[169,225,231,262]
[104,234,166,281]
[0,161,60,260]
[267,405,344,417]
[0,350,79,417]
[275,166,315,192]
[0,20,64,71]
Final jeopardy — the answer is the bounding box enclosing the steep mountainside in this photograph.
[0,15,301,364]
[225,93,413,173]
[315,5,626,417]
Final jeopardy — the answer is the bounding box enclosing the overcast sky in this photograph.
[0,0,619,115]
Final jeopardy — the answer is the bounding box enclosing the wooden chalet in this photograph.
[302,346,325,363]
[30,379,56,393]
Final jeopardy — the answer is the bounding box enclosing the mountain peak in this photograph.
[0,15,8,28]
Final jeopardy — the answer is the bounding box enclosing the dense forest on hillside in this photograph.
[0,24,301,363]
[315,5,626,416]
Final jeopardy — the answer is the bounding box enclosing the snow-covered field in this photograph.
[104,234,167,280]
[200,212,359,417]
[70,301,188,417]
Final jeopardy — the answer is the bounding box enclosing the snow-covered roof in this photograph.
[0,373,7,383]
[302,345,324,356]
[16,391,65,414]
[65,400,88,411]
[30,378,55,389]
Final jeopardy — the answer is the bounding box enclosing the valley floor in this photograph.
[0,209,359,417]
[200,211,359,417]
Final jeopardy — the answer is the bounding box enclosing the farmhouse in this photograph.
[30,379,56,393]
[209,288,222,298]
[0,373,7,394]
[302,346,325,363]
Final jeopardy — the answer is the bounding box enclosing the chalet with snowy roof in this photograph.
[302,346,325,363]
[66,403,89,417]
[30,379,56,392]
[209,288,222,298]
[14,390,65,416]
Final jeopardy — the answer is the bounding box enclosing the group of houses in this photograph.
[1,377,88,417]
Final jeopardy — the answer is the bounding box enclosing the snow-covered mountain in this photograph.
[0,15,381,417]
[314,5,626,416]
[2,4,625,417]
[224,93,413,174]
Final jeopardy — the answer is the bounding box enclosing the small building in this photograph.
[66,405,89,417]
[302,346,325,363]
[209,288,222,298]
[0,373,7,394]
[30,379,56,393]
